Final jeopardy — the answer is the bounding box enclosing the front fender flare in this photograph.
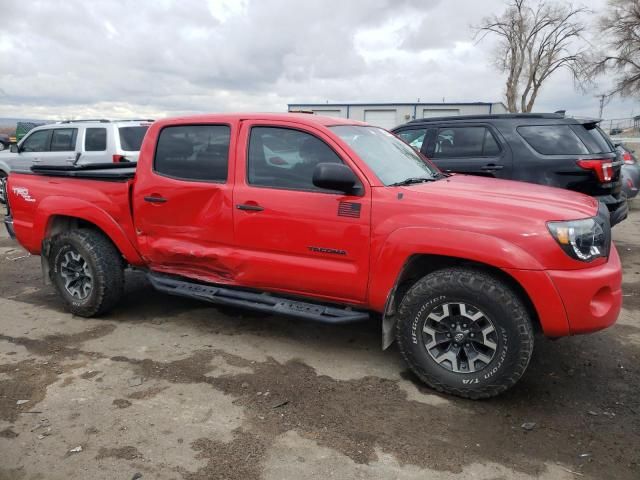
[368,227,546,349]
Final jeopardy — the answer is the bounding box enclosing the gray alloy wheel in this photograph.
[422,302,498,374]
[59,249,93,300]
[0,142,5,151]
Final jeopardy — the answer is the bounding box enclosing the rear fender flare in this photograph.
[33,196,143,265]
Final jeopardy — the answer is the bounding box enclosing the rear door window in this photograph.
[85,128,107,151]
[119,126,149,151]
[518,125,589,155]
[432,126,499,158]
[154,125,230,182]
[50,128,78,151]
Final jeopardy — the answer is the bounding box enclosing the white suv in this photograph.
[0,119,153,179]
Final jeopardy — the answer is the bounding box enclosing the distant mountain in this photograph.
[0,118,51,127]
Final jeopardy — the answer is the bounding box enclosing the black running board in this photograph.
[147,273,370,324]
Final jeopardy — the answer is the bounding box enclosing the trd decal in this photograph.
[338,201,361,218]
[308,246,347,256]
[12,187,36,202]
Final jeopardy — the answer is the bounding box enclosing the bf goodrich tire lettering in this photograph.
[49,229,124,317]
[396,268,534,399]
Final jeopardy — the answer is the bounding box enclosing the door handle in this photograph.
[480,164,504,171]
[236,203,264,212]
[144,195,167,204]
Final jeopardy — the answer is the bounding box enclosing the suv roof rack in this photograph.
[58,119,111,124]
[56,118,155,124]
[406,112,566,124]
[113,118,155,122]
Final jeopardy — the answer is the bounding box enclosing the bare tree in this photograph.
[475,0,590,112]
[592,0,640,97]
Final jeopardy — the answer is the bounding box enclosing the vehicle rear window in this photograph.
[518,125,589,155]
[154,125,230,182]
[580,124,614,154]
[119,126,148,151]
[85,128,107,151]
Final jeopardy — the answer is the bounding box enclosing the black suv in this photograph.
[392,113,627,226]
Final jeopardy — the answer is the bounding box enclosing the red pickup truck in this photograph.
[3,113,622,399]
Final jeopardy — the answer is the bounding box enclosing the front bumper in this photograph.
[505,246,622,337]
[546,246,622,334]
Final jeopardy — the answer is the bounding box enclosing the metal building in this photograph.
[287,102,509,129]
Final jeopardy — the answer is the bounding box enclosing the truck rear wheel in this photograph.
[396,268,534,399]
[49,229,124,317]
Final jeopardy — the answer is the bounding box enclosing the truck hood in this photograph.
[401,174,598,221]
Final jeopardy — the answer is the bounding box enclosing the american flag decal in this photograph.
[338,201,361,218]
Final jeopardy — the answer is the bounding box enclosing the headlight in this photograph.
[547,218,608,262]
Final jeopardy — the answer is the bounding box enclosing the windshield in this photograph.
[119,126,149,151]
[330,125,439,185]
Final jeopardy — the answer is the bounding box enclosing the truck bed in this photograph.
[6,167,137,257]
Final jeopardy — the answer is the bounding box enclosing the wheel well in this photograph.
[44,215,126,267]
[46,215,97,238]
[388,254,541,333]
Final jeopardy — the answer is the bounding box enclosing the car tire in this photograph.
[0,142,5,152]
[49,229,124,317]
[396,268,534,399]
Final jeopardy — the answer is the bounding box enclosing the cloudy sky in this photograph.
[0,0,637,121]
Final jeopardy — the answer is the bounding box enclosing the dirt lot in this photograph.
[0,203,638,480]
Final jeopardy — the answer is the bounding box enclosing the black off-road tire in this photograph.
[49,229,124,317]
[396,268,534,399]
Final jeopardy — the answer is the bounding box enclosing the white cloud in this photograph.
[0,0,637,122]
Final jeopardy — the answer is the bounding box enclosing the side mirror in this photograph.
[312,162,360,194]
[10,144,19,153]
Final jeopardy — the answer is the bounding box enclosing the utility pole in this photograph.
[596,94,607,119]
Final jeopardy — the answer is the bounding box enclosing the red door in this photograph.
[133,123,237,282]
[232,120,371,304]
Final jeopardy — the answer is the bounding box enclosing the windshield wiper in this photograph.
[433,171,450,179]
[389,176,436,187]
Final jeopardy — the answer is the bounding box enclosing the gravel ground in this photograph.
[0,202,638,480]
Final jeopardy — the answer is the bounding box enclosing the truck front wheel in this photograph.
[396,268,534,399]
[49,229,124,317]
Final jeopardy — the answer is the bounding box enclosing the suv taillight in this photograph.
[576,159,613,182]
[623,152,635,165]
[113,154,125,163]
